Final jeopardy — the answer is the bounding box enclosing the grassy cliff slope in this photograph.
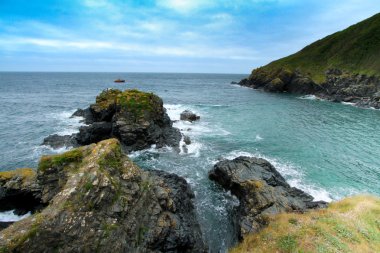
[231,195,380,253]
[258,13,380,83]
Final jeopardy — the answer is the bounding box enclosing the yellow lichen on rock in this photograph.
[0,168,36,182]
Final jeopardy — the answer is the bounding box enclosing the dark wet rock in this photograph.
[209,156,327,239]
[183,135,191,145]
[71,108,94,124]
[231,81,239,84]
[0,222,13,231]
[76,121,113,145]
[42,134,78,149]
[0,139,207,253]
[180,110,200,122]
[239,67,380,109]
[42,89,182,152]
[0,168,43,216]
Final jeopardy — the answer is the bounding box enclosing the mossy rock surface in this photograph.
[91,88,163,120]
[0,168,36,183]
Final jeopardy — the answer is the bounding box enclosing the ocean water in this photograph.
[1,72,380,251]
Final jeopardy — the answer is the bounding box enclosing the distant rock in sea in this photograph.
[180,110,200,122]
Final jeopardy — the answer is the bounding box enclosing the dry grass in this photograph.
[231,195,380,253]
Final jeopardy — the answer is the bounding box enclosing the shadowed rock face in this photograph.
[209,156,327,239]
[0,168,43,218]
[0,139,206,253]
[43,89,182,152]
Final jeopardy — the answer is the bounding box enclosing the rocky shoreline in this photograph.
[0,88,345,252]
[239,68,380,109]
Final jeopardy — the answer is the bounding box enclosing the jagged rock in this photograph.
[42,89,182,152]
[209,156,327,239]
[0,168,43,216]
[71,108,94,124]
[42,134,77,149]
[180,110,200,122]
[0,139,207,252]
[183,135,191,145]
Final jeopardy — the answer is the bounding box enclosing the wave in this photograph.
[222,150,333,202]
[48,110,85,136]
[298,94,325,101]
[165,104,231,157]
[0,210,31,222]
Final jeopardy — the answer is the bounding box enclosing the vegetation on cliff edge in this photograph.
[254,13,380,83]
[231,195,380,253]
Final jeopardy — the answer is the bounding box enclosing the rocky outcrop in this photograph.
[0,168,42,216]
[209,156,327,239]
[0,139,206,252]
[180,110,200,122]
[240,67,380,109]
[43,89,182,152]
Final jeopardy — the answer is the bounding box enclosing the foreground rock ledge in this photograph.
[0,139,206,253]
[43,89,182,152]
[209,156,327,239]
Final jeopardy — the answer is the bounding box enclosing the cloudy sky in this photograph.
[0,0,379,73]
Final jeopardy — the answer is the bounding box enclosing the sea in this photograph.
[0,72,379,252]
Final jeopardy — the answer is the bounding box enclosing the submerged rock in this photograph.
[0,139,206,252]
[180,110,200,122]
[43,89,182,152]
[209,156,327,239]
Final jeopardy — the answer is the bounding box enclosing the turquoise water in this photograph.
[0,72,379,252]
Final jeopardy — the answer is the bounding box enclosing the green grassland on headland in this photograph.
[255,13,380,83]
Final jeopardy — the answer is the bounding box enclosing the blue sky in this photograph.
[0,0,379,73]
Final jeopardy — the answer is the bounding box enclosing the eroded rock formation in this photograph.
[0,139,206,253]
[209,156,327,239]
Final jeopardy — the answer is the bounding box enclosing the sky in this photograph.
[0,0,379,73]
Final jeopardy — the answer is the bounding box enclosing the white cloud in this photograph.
[0,36,258,60]
[156,0,214,13]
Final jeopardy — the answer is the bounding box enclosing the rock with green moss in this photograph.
[240,13,380,109]
[0,139,206,252]
[209,156,327,239]
[0,168,42,218]
[43,89,182,152]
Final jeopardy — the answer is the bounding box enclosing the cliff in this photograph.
[240,13,380,108]
[0,139,206,252]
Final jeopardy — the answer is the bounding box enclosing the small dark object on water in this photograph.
[114,79,125,83]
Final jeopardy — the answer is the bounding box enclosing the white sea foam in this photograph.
[0,210,31,222]
[164,104,230,158]
[255,134,263,141]
[49,110,86,136]
[298,95,325,101]
[341,101,356,106]
[223,150,333,202]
